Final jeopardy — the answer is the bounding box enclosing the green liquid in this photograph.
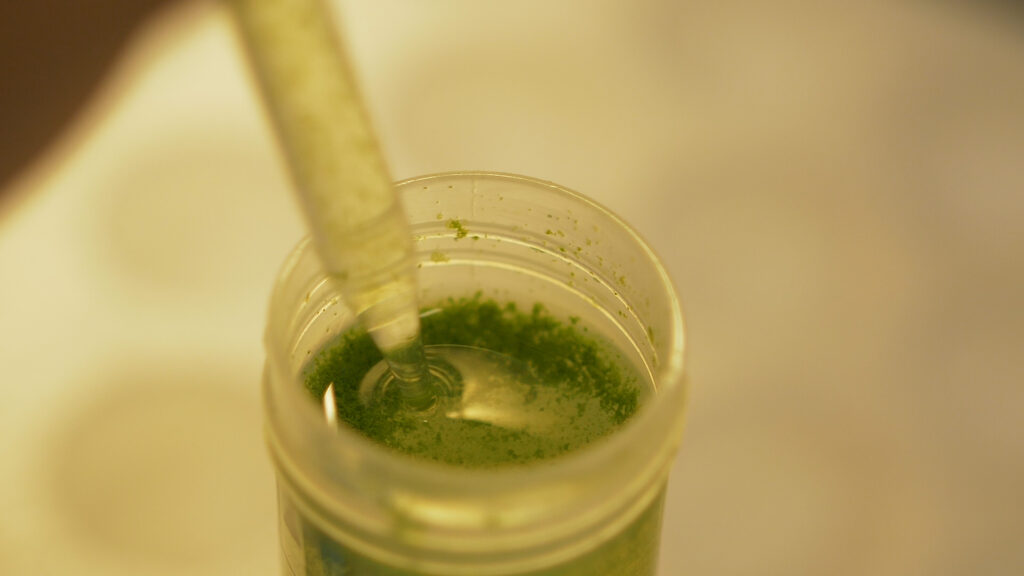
[291,295,663,575]
[304,294,641,467]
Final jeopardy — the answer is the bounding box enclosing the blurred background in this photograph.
[1,1,1022,574]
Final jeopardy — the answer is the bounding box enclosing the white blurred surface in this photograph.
[1,1,1022,574]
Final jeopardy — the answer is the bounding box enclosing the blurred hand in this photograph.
[0,0,177,188]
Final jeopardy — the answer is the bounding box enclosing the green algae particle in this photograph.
[430,250,449,262]
[446,218,468,239]
[304,294,641,468]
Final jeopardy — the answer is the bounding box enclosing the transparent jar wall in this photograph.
[278,487,667,576]
[263,173,687,576]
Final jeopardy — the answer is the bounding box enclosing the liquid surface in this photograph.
[304,295,642,467]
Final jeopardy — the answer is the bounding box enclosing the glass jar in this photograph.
[263,172,687,575]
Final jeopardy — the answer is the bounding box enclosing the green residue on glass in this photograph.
[430,251,449,263]
[446,218,468,239]
[304,295,641,467]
